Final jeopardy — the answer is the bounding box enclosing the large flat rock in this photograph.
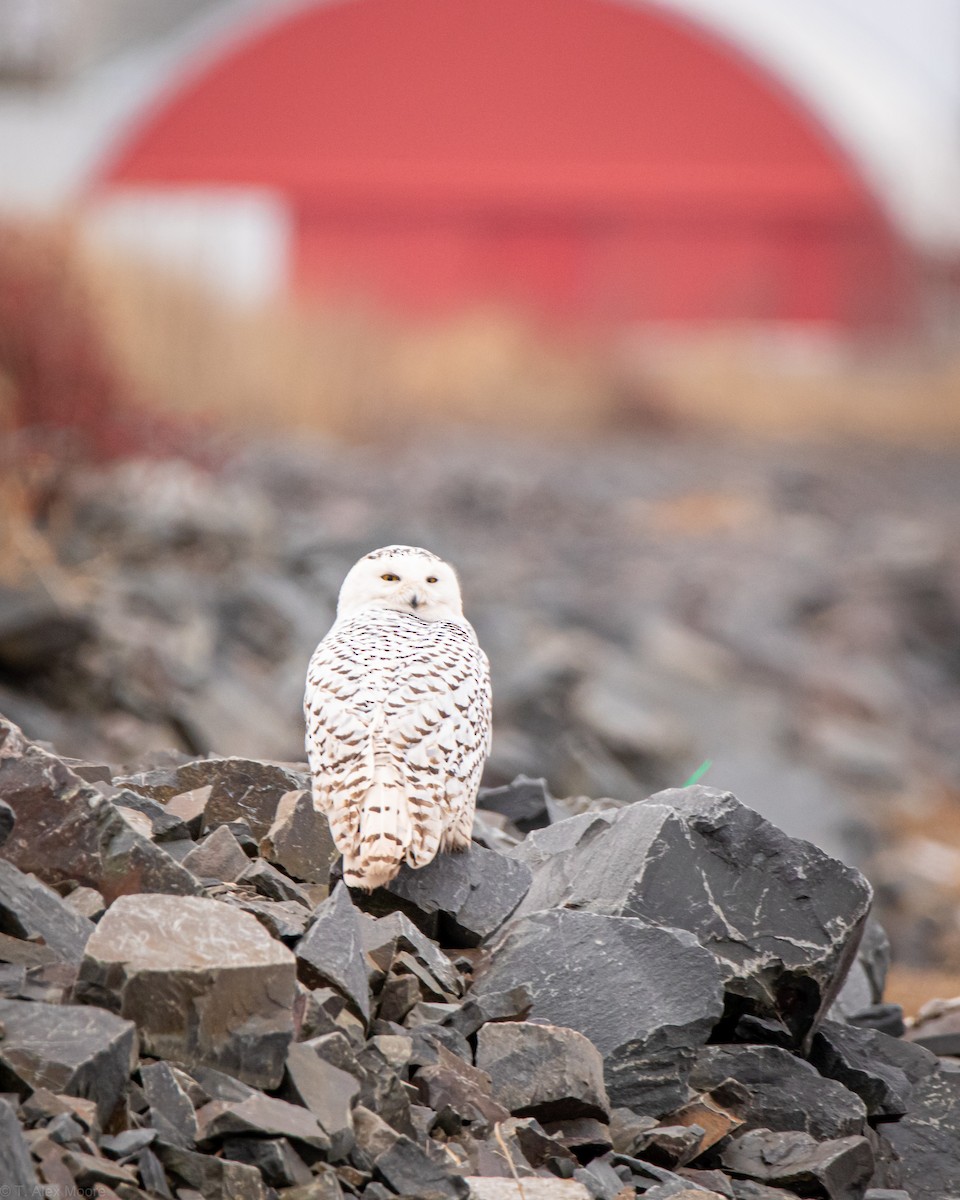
[73,893,296,1088]
[470,907,724,1114]
[0,997,137,1125]
[510,786,872,1042]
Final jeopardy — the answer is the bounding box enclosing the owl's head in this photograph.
[336,545,466,624]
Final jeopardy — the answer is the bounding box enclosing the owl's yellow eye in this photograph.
[426,576,438,584]
[381,573,400,582]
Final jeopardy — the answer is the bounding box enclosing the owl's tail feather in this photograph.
[343,767,412,891]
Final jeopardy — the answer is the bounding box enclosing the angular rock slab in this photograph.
[690,1044,867,1140]
[73,893,296,1088]
[0,997,136,1124]
[883,1063,960,1200]
[476,1021,609,1122]
[260,788,337,884]
[810,1019,937,1119]
[0,717,200,903]
[356,841,532,948]
[471,908,724,1114]
[0,857,95,961]
[511,786,872,1041]
[296,882,372,1024]
[117,756,306,840]
[0,1096,39,1190]
[720,1128,874,1200]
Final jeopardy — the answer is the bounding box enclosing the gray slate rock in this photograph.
[471,908,724,1114]
[511,786,872,1042]
[238,857,313,906]
[0,857,95,961]
[882,1063,960,1200]
[413,1042,509,1135]
[221,1134,312,1188]
[260,788,337,884]
[720,1128,874,1200]
[154,1141,267,1200]
[810,1019,938,1119]
[0,997,136,1124]
[357,842,532,948]
[196,1090,328,1149]
[180,823,250,882]
[690,1044,867,1140]
[140,1061,199,1149]
[360,909,462,996]
[0,1096,40,1189]
[373,1135,470,1199]
[477,776,554,833]
[73,893,296,1088]
[0,799,14,847]
[0,717,200,904]
[476,1021,609,1122]
[284,1039,359,1160]
[297,882,372,1023]
[110,788,192,842]
[116,756,306,840]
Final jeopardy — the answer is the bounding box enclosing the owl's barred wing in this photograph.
[303,640,376,859]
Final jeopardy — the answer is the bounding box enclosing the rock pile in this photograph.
[0,712,958,1200]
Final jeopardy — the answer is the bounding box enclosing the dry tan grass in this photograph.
[1,220,958,446]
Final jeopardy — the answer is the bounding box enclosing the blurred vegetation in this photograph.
[2,217,960,458]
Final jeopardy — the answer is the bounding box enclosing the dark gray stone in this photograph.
[511,786,872,1042]
[720,1128,874,1200]
[0,1096,40,1188]
[196,1090,329,1149]
[359,909,462,996]
[377,972,422,1024]
[883,1063,960,1200]
[228,894,311,942]
[0,799,14,847]
[239,857,313,906]
[221,1134,313,1188]
[180,823,250,882]
[0,857,94,961]
[139,1061,198,1149]
[260,788,337,884]
[284,1039,359,1160]
[154,1141,268,1199]
[297,883,372,1023]
[355,1041,418,1138]
[116,756,306,841]
[0,997,136,1124]
[0,718,201,904]
[445,983,533,1038]
[110,789,192,842]
[477,776,553,833]
[904,1002,960,1056]
[828,918,890,1024]
[690,1044,867,1140]
[810,1019,937,1118]
[476,1021,609,1122]
[373,1135,470,1199]
[413,1042,509,1134]
[471,908,724,1114]
[356,841,532,948]
[73,893,296,1088]
[99,1128,157,1159]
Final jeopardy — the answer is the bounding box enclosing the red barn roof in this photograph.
[95,0,916,327]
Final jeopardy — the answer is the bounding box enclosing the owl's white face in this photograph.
[336,546,466,624]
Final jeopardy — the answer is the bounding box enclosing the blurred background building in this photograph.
[2,0,960,333]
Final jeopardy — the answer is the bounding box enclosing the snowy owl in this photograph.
[304,546,492,890]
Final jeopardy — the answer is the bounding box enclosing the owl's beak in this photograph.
[408,593,422,610]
